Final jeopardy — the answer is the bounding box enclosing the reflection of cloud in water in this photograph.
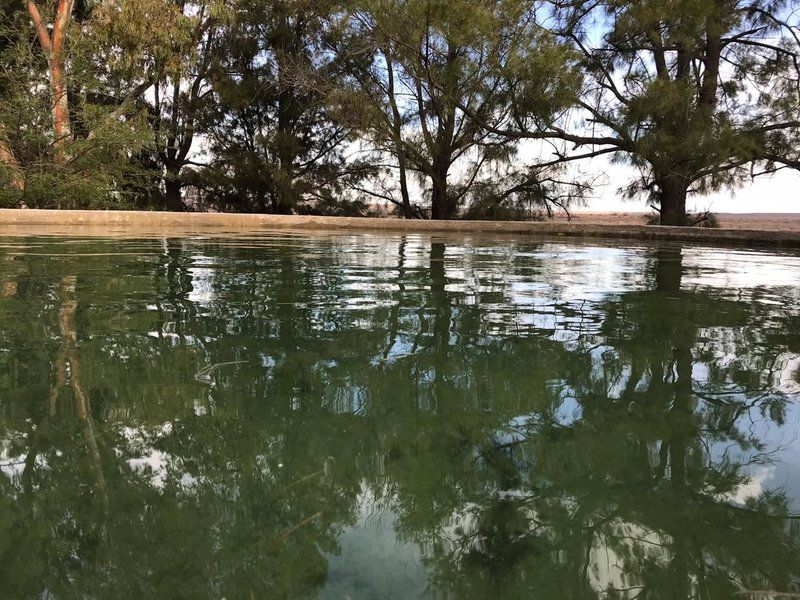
[727,466,776,505]
[121,423,200,492]
[775,353,800,395]
[682,247,800,296]
[744,400,800,512]
[322,486,428,599]
[0,439,28,483]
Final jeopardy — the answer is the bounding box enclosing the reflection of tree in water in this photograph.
[0,275,110,594]
[0,249,367,598]
[407,247,800,599]
[0,238,799,598]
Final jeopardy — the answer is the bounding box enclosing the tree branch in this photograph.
[26,0,52,56]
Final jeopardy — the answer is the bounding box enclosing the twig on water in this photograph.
[194,360,248,384]
[279,511,323,541]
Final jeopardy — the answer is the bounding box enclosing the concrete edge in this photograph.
[1,209,798,248]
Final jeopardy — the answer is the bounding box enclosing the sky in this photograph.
[524,6,800,215]
[497,137,800,215]
[577,157,800,214]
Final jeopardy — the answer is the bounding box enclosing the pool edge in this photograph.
[1,209,798,248]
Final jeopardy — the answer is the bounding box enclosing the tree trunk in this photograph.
[430,160,453,220]
[28,0,75,163]
[384,49,413,219]
[430,177,448,219]
[164,169,184,211]
[49,58,71,160]
[272,12,297,216]
[272,165,294,214]
[698,4,722,119]
[659,174,688,226]
[397,154,413,219]
[273,81,296,213]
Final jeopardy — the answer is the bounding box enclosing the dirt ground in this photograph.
[553,212,800,232]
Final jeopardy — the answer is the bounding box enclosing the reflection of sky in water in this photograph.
[683,247,800,294]
[2,233,800,597]
[7,236,800,506]
[730,399,800,512]
[322,488,428,599]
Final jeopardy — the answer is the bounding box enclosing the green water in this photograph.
[1,233,800,599]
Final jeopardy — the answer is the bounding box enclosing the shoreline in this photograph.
[1,209,798,248]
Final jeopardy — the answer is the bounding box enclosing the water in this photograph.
[1,232,799,599]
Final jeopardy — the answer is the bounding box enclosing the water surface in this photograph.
[1,233,799,598]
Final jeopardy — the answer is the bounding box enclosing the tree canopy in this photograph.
[0,0,798,223]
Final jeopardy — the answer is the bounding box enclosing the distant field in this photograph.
[555,212,800,232]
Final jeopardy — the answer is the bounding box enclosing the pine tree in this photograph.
[502,0,800,225]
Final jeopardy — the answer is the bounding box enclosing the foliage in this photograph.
[0,0,170,208]
[183,0,376,214]
[645,209,721,228]
[0,0,797,218]
[346,0,584,219]
[499,0,800,225]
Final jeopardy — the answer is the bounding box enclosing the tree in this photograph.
[2,0,798,217]
[22,0,175,160]
[0,0,197,208]
[191,0,373,214]
[346,0,583,220]
[0,2,29,192]
[332,15,421,218]
[493,0,800,225]
[147,1,220,211]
